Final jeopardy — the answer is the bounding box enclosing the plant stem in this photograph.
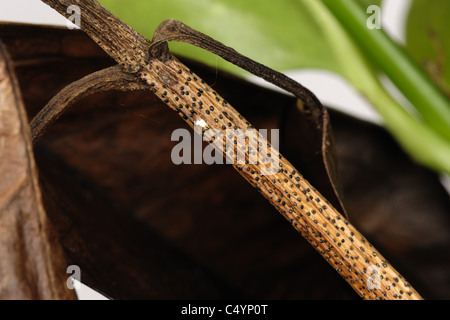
[365,77,450,174]
[322,0,450,142]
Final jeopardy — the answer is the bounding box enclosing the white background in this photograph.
[4,0,446,301]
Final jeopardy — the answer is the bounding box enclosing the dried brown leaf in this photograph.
[2,23,449,299]
[0,40,76,300]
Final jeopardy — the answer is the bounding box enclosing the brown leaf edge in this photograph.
[0,40,76,300]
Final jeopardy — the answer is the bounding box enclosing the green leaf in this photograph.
[406,0,450,97]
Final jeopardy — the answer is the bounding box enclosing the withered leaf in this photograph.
[1,24,449,299]
[0,24,355,299]
[0,40,76,300]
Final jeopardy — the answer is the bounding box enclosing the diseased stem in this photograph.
[150,19,347,218]
[140,56,422,300]
[30,65,149,143]
[40,0,423,300]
